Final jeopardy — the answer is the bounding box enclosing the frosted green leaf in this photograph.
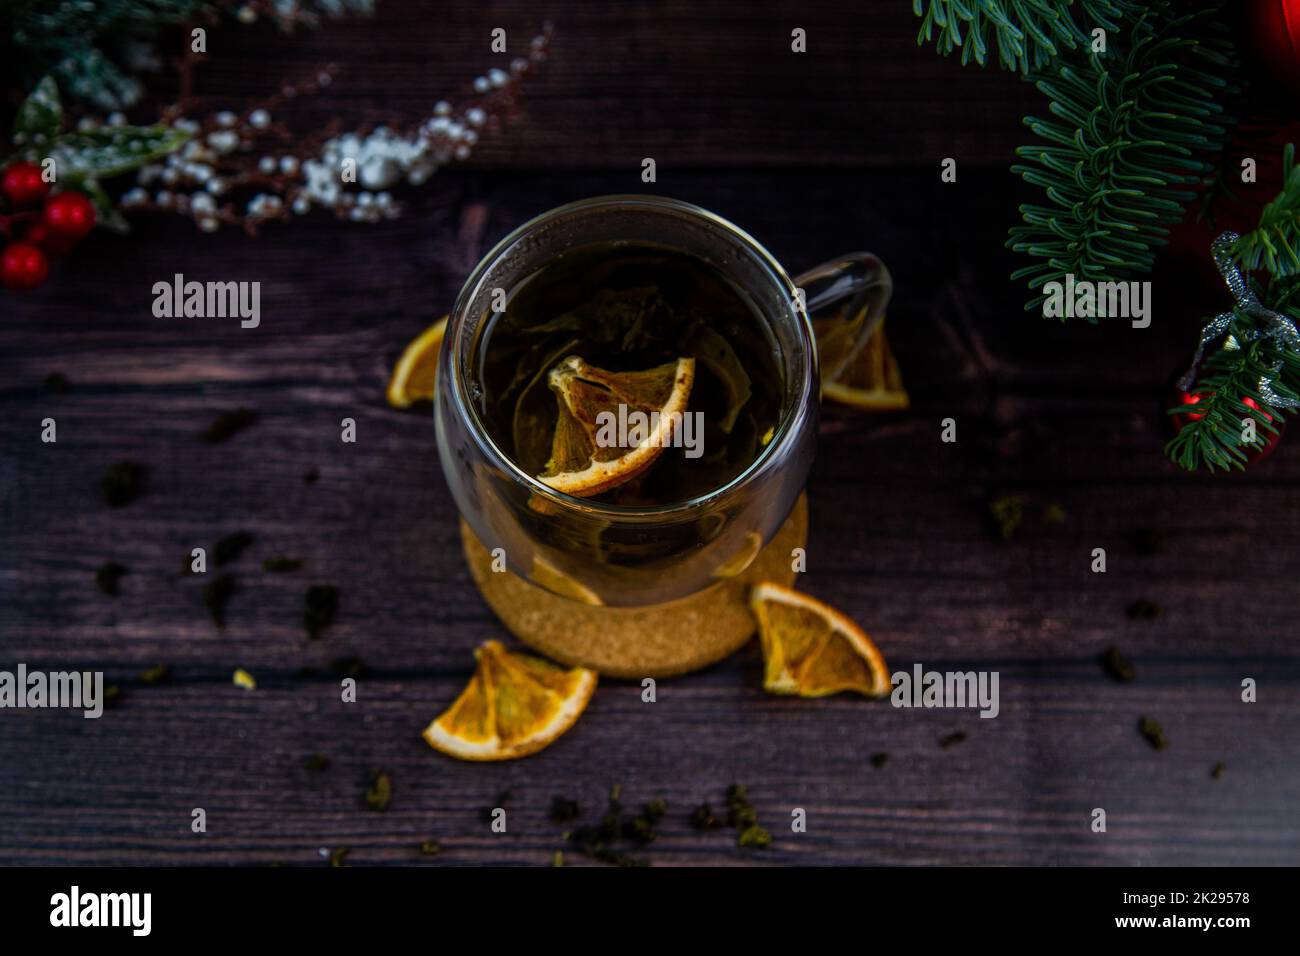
[39,126,191,181]
[14,76,62,142]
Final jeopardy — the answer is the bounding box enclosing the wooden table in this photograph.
[1,1,1296,866]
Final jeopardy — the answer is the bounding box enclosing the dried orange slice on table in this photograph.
[386,315,448,408]
[821,320,909,411]
[538,355,695,497]
[750,582,890,697]
[423,640,597,761]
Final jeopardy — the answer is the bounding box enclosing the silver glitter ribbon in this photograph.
[1177,231,1300,408]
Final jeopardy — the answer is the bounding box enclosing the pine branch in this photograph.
[912,0,1132,74]
[8,1,208,110]
[1164,326,1299,472]
[1167,145,1300,473]
[1007,3,1235,312]
[6,0,376,110]
[1229,144,1300,277]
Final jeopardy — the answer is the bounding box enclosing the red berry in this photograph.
[1,242,50,291]
[1171,388,1284,463]
[1173,390,1205,425]
[42,191,96,245]
[21,221,74,257]
[23,222,50,247]
[1,161,50,208]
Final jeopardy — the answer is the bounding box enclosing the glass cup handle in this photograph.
[792,252,893,381]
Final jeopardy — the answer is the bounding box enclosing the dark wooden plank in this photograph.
[153,0,1038,169]
[3,169,1298,866]
[0,661,1295,866]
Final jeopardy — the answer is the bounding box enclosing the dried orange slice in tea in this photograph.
[749,582,890,698]
[822,320,909,411]
[422,640,597,761]
[386,315,448,408]
[538,355,695,497]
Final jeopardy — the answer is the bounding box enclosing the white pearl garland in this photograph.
[116,23,553,231]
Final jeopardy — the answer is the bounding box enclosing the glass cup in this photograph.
[435,195,890,606]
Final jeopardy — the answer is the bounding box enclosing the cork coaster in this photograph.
[462,493,807,678]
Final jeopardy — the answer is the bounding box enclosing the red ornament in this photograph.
[41,191,96,246]
[1172,388,1285,463]
[1246,0,1300,99]
[1,161,50,208]
[1,242,50,291]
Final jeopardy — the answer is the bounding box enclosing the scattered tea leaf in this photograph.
[623,798,667,846]
[419,839,442,857]
[988,495,1025,541]
[103,684,122,706]
[263,556,303,572]
[203,573,235,628]
[232,668,256,690]
[1210,762,1226,780]
[95,560,127,595]
[549,796,581,823]
[724,784,757,829]
[591,847,645,867]
[328,846,349,867]
[305,754,330,772]
[1127,599,1161,621]
[1040,502,1067,524]
[551,850,564,867]
[721,784,771,848]
[1100,645,1136,682]
[305,584,339,639]
[365,771,392,811]
[1128,528,1165,555]
[329,656,367,679]
[565,785,648,866]
[1138,715,1168,750]
[139,664,170,685]
[939,730,968,748]
[689,803,720,830]
[870,752,889,769]
[201,408,258,443]
[214,531,253,566]
[101,460,146,507]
